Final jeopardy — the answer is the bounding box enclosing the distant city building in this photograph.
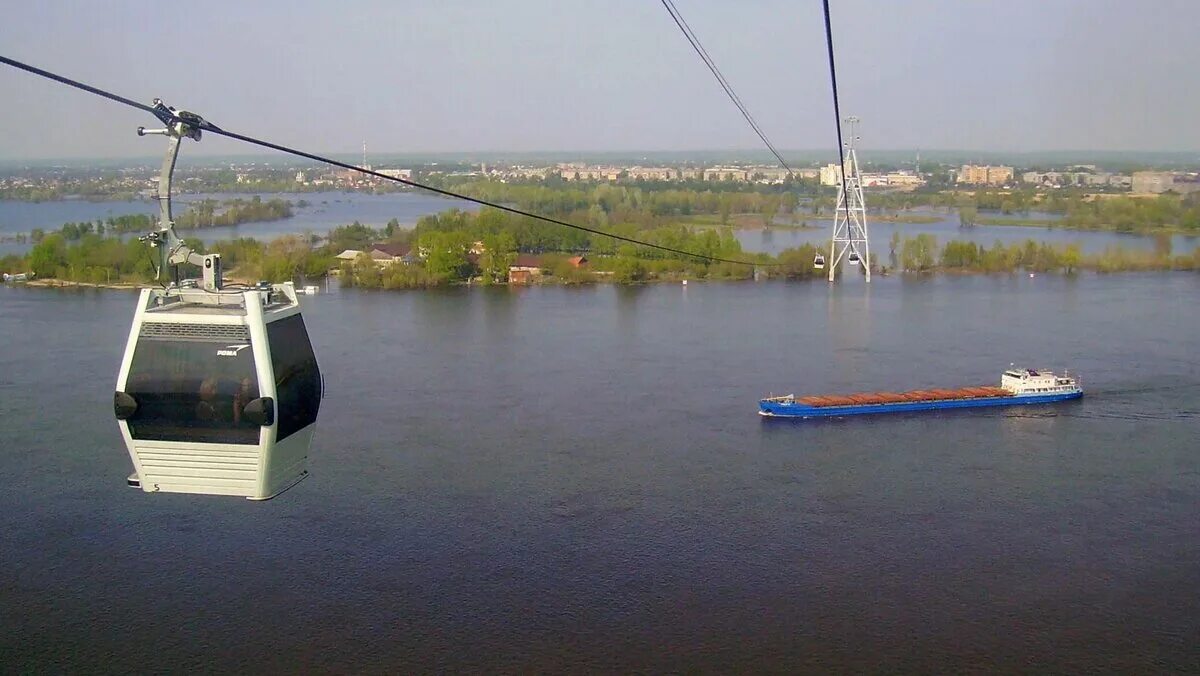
[1173,174,1200,195]
[1131,171,1175,194]
[703,167,752,182]
[377,168,413,181]
[1108,174,1133,189]
[332,168,359,185]
[957,165,1013,186]
[561,164,802,183]
[1021,170,1132,189]
[823,163,921,188]
[558,164,621,181]
[861,172,925,188]
[752,167,794,184]
[820,162,850,186]
[627,167,677,181]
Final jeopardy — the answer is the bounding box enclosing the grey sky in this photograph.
[1,0,1197,159]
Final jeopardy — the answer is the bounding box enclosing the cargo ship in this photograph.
[759,367,1081,419]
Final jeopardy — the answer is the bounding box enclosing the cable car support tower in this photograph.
[827,116,870,283]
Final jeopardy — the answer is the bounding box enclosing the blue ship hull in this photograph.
[759,391,1081,419]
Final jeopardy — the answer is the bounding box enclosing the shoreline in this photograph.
[972,216,1199,236]
[12,266,1198,294]
[22,279,142,290]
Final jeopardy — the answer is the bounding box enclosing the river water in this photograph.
[0,191,476,255]
[1,274,1197,671]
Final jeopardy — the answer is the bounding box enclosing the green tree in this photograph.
[1153,232,1173,259]
[900,234,937,272]
[718,196,732,225]
[760,199,779,227]
[610,257,647,283]
[1062,244,1082,274]
[260,235,310,282]
[478,231,516,283]
[957,195,978,227]
[776,245,822,279]
[28,233,67,278]
[327,221,377,252]
[347,253,381,287]
[940,240,980,268]
[421,231,472,281]
[780,192,799,222]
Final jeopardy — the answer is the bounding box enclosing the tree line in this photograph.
[26,198,294,245]
[886,233,1200,274]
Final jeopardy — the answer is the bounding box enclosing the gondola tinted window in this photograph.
[125,335,262,444]
[266,315,322,441]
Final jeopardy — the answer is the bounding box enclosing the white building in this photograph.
[820,162,853,186]
[377,168,413,181]
[1132,171,1174,194]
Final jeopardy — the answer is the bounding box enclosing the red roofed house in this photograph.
[509,254,543,284]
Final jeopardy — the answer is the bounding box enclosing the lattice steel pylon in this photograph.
[828,116,870,282]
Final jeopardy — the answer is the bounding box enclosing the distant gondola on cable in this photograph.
[113,101,322,499]
[813,252,826,270]
[847,250,861,265]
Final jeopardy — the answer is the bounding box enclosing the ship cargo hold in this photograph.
[759,368,1081,419]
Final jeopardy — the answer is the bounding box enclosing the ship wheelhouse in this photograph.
[114,283,321,499]
[1000,367,1079,395]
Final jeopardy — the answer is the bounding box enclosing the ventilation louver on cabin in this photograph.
[139,322,249,342]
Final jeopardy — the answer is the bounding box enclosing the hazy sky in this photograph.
[2,0,1198,159]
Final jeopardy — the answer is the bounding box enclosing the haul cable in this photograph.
[660,0,794,176]
[821,0,851,209]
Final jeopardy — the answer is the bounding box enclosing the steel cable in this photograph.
[660,0,794,177]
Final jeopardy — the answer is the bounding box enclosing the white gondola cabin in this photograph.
[114,283,321,499]
[813,253,826,270]
[109,100,323,499]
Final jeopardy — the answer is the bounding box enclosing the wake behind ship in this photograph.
[760,368,1082,419]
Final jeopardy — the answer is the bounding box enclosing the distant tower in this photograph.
[828,116,870,283]
[362,141,369,170]
[915,149,921,175]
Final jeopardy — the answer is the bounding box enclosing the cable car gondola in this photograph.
[848,251,861,265]
[813,253,825,270]
[113,103,321,499]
